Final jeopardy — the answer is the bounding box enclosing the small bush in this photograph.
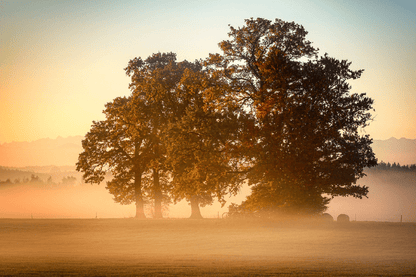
[337,214,350,223]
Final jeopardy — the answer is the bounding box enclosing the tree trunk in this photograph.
[153,168,163,219]
[135,169,146,219]
[189,195,203,219]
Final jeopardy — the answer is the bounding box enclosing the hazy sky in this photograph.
[1,0,415,144]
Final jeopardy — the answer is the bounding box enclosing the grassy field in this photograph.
[0,218,415,276]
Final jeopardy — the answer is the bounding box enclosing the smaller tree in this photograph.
[165,67,246,218]
[124,52,204,218]
[77,96,154,218]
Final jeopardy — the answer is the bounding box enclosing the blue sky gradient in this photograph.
[1,0,415,143]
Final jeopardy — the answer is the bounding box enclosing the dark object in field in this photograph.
[337,214,350,223]
[321,213,334,222]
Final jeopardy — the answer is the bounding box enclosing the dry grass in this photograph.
[1,218,415,276]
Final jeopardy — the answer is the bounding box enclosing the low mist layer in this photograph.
[327,170,416,222]
[0,169,414,221]
[0,184,133,219]
[0,182,247,219]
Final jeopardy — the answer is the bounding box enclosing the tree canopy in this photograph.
[76,96,154,218]
[78,18,377,219]
[207,18,377,215]
[77,53,246,218]
[164,66,246,218]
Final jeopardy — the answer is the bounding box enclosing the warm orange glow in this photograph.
[1,2,415,275]
[1,1,415,144]
[0,181,250,219]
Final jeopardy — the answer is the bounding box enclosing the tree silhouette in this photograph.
[207,18,377,215]
[78,52,244,218]
[164,65,246,218]
[125,53,210,218]
[77,96,154,218]
[78,53,198,218]
[123,53,176,218]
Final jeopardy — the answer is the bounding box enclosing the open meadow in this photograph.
[0,218,415,276]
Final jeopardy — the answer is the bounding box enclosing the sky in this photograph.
[1,0,415,144]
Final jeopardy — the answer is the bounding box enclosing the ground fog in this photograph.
[1,169,414,221]
[0,219,415,276]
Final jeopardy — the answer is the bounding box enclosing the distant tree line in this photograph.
[369,162,416,172]
[0,174,78,188]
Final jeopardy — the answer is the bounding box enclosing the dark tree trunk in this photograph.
[189,195,203,219]
[134,168,146,219]
[153,168,163,219]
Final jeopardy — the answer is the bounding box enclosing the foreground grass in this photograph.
[0,218,415,276]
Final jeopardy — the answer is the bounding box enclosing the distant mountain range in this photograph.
[0,136,83,167]
[371,137,416,165]
[0,136,414,167]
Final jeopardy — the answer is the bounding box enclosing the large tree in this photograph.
[164,67,246,218]
[77,53,182,218]
[208,18,377,215]
[125,53,209,218]
[76,96,155,218]
[77,52,245,219]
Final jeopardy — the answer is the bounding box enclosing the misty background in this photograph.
[0,136,415,221]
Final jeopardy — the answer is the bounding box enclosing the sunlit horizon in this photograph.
[1,0,415,144]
